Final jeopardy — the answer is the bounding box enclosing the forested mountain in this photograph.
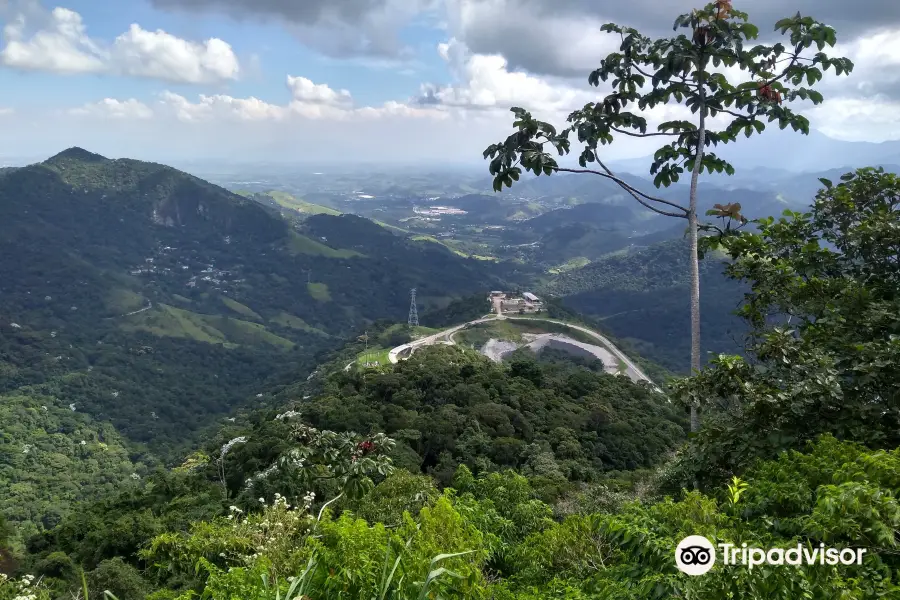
[546,238,748,372]
[0,148,508,539]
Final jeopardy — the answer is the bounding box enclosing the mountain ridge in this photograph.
[0,148,507,456]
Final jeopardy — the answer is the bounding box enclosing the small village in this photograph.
[128,242,244,292]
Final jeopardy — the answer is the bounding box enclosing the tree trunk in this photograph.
[687,98,707,434]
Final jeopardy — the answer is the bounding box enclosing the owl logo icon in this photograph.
[675,535,716,575]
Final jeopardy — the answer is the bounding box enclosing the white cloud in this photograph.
[828,28,900,98]
[68,98,154,119]
[437,0,900,146]
[804,96,900,142]
[0,108,15,116]
[286,75,352,105]
[0,8,106,73]
[0,6,240,84]
[112,25,240,84]
[152,74,446,123]
[415,38,733,137]
[418,38,592,114]
[158,90,286,121]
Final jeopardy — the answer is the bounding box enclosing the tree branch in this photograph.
[707,105,754,120]
[552,165,689,218]
[710,46,803,104]
[610,125,680,138]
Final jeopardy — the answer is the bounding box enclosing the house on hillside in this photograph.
[488,291,543,315]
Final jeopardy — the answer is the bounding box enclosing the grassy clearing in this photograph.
[548,257,591,274]
[105,288,147,314]
[269,312,329,336]
[356,347,392,367]
[455,320,534,347]
[376,323,440,344]
[373,219,410,234]
[411,235,468,257]
[285,231,361,259]
[307,282,331,302]
[411,235,498,261]
[456,318,603,348]
[221,296,263,321]
[267,191,342,216]
[121,304,294,349]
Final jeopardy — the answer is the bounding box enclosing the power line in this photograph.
[407,288,419,327]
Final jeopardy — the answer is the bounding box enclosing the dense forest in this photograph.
[4,166,898,599]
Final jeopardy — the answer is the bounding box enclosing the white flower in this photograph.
[275,410,302,421]
[258,497,265,503]
[220,436,248,458]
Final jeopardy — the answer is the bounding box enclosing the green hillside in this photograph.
[122,303,295,349]
[286,230,361,258]
[0,149,507,540]
[546,237,747,372]
[266,190,342,215]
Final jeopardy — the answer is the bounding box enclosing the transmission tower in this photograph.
[407,288,419,327]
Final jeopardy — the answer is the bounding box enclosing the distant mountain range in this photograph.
[608,128,900,176]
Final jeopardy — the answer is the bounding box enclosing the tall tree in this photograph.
[483,0,853,431]
[671,167,900,486]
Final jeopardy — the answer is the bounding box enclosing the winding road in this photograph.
[386,313,660,391]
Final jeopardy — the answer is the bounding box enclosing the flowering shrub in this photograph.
[142,492,318,583]
[236,419,395,504]
[0,574,50,600]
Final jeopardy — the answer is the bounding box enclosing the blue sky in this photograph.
[0,0,897,164]
[0,0,450,108]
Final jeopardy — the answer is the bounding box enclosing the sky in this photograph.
[0,0,898,165]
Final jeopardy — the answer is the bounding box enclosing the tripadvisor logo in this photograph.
[675,536,867,576]
[676,536,716,575]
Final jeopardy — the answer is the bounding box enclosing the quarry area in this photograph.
[479,332,622,374]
